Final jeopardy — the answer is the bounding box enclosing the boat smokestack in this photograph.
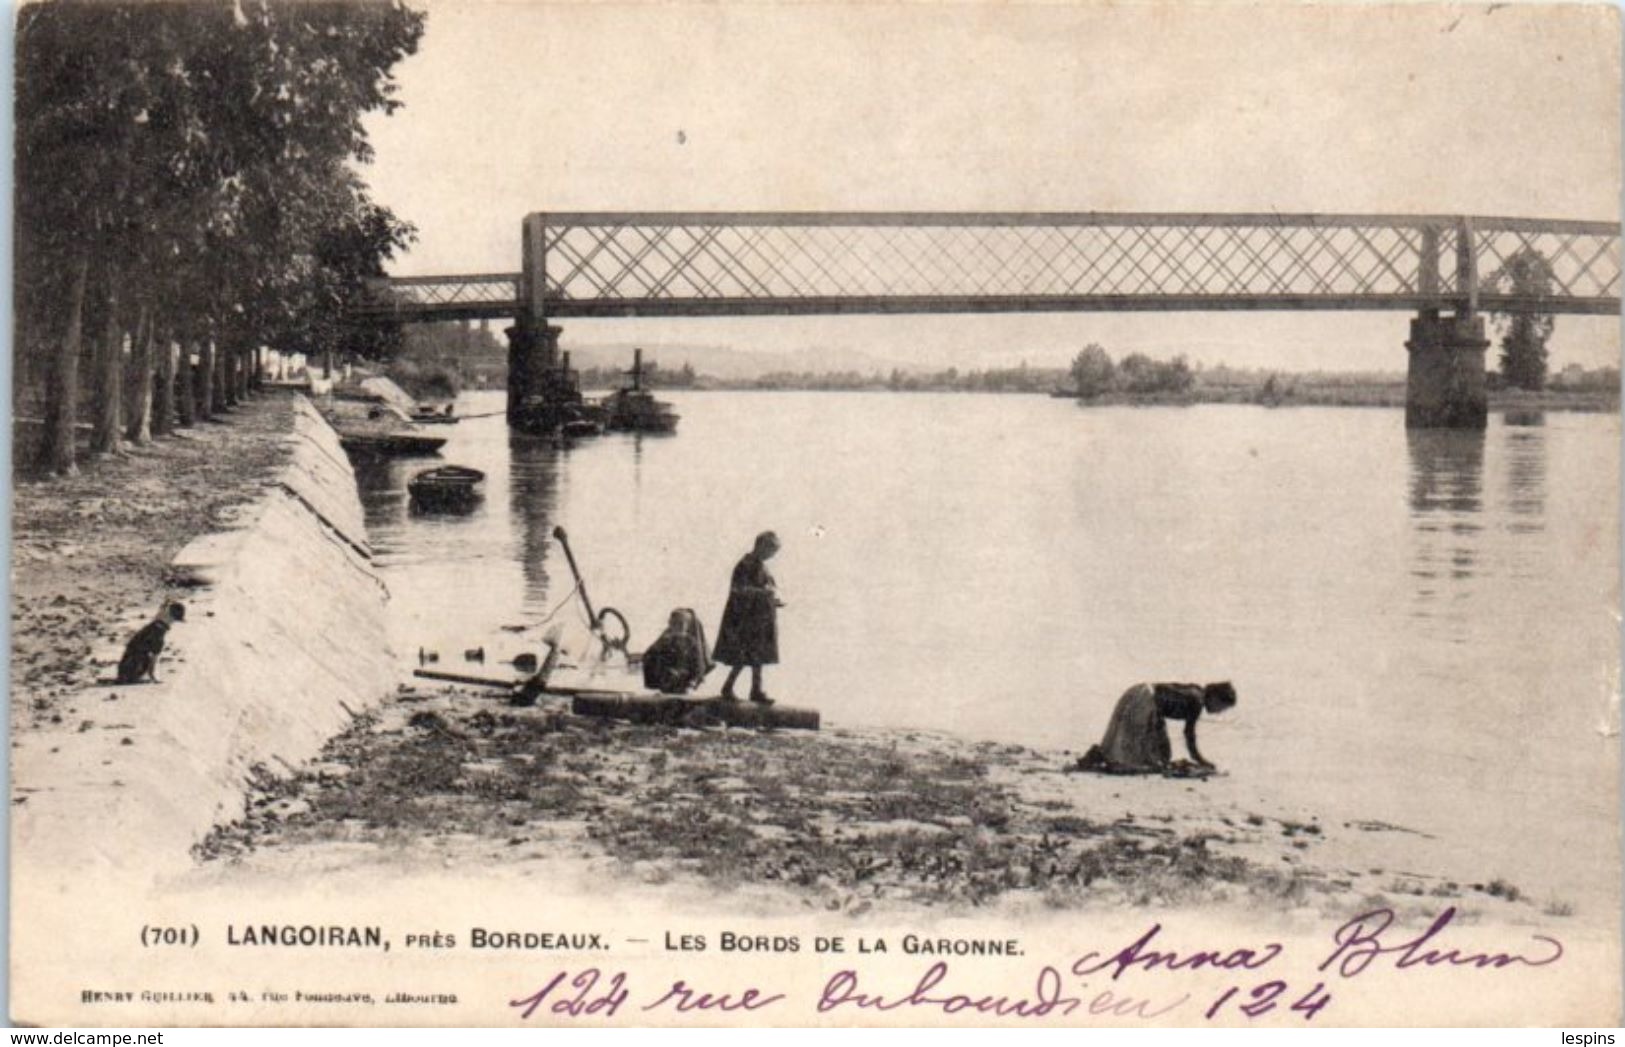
[633,348,643,390]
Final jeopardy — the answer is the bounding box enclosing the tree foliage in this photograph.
[1070,343,1115,397]
[16,0,423,474]
[1484,247,1557,392]
[1069,346,1194,396]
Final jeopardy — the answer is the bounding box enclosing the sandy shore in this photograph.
[196,678,1564,926]
[9,396,296,736]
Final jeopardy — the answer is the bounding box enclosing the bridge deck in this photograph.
[354,212,1620,322]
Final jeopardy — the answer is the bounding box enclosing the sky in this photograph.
[358,2,1622,373]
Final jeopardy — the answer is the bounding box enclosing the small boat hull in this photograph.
[602,390,680,433]
[408,465,485,512]
[512,397,605,439]
[341,433,448,457]
[412,403,460,425]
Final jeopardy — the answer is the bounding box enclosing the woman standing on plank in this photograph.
[713,531,784,705]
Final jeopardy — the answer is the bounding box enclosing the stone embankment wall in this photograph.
[11,397,392,880]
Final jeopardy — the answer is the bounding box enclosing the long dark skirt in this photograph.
[712,554,778,666]
[1078,684,1170,774]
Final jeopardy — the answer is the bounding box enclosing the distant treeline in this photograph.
[582,361,1067,393]
[383,325,1619,409]
[688,364,1069,393]
[578,360,699,390]
[384,322,509,400]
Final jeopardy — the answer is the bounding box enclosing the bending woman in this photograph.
[1078,681,1237,774]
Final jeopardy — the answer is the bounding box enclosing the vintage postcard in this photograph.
[9,0,1621,1029]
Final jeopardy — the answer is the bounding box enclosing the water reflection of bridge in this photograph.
[1406,418,1551,633]
[358,212,1620,429]
[507,435,563,618]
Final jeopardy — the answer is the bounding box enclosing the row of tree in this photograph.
[579,359,700,390]
[1063,245,1562,400]
[1068,345,1196,397]
[385,321,510,398]
[16,0,424,476]
[725,364,1070,393]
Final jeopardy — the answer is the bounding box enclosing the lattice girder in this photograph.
[528,213,1618,317]
[348,213,1619,321]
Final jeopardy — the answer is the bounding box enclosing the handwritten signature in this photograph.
[509,908,1564,1023]
[1320,906,1563,978]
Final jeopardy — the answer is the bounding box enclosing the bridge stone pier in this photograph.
[1405,312,1490,429]
[504,322,562,422]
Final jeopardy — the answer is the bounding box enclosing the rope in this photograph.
[535,578,583,625]
[269,481,373,559]
[267,485,391,597]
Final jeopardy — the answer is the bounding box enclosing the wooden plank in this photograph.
[411,668,633,701]
[413,668,516,690]
[571,693,820,731]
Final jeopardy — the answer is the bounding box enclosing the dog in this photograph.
[115,601,185,684]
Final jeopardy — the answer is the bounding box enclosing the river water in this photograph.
[355,389,1619,909]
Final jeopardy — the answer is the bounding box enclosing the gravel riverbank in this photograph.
[197,678,1565,926]
[9,395,297,735]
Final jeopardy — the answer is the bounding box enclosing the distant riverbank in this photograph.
[574,374,1619,412]
[1057,385,1620,412]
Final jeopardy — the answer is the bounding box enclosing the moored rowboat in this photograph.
[341,432,447,457]
[408,465,485,509]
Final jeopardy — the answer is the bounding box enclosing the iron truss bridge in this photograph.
[356,212,1620,322]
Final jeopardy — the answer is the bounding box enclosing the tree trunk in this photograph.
[238,345,252,399]
[220,344,237,409]
[152,331,176,437]
[221,338,239,408]
[198,340,216,419]
[176,341,196,428]
[125,305,154,444]
[39,249,91,475]
[212,339,231,410]
[91,268,124,455]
